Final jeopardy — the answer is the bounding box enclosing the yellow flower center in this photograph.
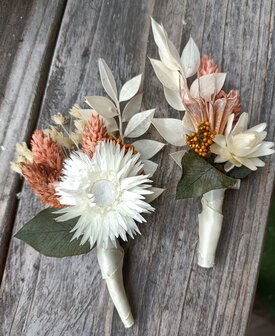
[186,121,216,157]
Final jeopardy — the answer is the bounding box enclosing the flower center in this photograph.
[186,121,216,157]
[90,179,117,207]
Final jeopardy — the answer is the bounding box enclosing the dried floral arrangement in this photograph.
[150,18,274,268]
[12,59,165,328]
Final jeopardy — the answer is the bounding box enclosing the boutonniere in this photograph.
[11,58,164,328]
[150,18,274,268]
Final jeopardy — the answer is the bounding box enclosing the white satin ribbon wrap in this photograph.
[97,242,134,328]
[198,188,226,268]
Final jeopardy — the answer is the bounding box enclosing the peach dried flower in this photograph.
[198,55,220,77]
[82,114,108,157]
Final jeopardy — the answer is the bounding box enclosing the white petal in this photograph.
[149,58,180,90]
[250,142,275,157]
[152,118,187,146]
[190,73,226,101]
[169,150,187,167]
[235,157,257,171]
[248,122,267,133]
[119,74,142,102]
[232,112,248,135]
[225,114,234,136]
[181,37,200,78]
[132,139,165,160]
[124,109,155,138]
[213,135,227,147]
[250,157,265,167]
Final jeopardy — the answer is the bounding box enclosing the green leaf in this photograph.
[176,151,238,199]
[15,208,93,258]
[227,165,252,179]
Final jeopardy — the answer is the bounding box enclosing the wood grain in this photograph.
[0,0,274,335]
[0,0,66,279]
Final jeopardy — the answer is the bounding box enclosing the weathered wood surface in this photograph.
[0,0,274,335]
[0,0,66,278]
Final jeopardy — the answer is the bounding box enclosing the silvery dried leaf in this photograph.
[163,86,185,111]
[190,73,226,101]
[105,117,119,133]
[146,187,165,203]
[151,18,181,71]
[85,96,118,118]
[119,74,142,102]
[150,58,180,90]
[98,58,118,103]
[181,37,200,78]
[170,150,187,167]
[143,160,158,177]
[133,139,165,160]
[122,93,143,122]
[124,109,155,138]
[152,118,187,146]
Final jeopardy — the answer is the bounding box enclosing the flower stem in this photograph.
[116,102,124,144]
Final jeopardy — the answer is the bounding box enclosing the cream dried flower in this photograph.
[54,140,154,248]
[211,112,274,172]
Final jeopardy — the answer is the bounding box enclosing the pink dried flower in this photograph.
[31,130,64,170]
[21,131,65,208]
[82,114,108,158]
[198,55,220,76]
[22,163,64,208]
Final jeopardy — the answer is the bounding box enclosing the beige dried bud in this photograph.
[69,105,83,119]
[16,142,33,163]
[74,119,87,133]
[70,132,83,145]
[10,161,22,174]
[51,113,68,126]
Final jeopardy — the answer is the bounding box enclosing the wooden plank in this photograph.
[1,0,274,335]
[0,0,66,279]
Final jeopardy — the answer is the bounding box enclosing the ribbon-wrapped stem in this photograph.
[97,241,134,328]
[198,188,226,268]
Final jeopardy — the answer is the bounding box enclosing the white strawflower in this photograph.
[211,112,274,172]
[54,141,154,248]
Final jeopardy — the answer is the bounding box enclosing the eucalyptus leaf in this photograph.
[122,93,143,122]
[163,86,185,111]
[176,151,237,199]
[119,74,142,102]
[15,208,93,257]
[124,109,155,138]
[181,37,200,78]
[149,58,180,90]
[85,96,118,118]
[98,58,118,103]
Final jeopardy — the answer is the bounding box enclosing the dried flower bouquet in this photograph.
[12,59,164,327]
[150,18,274,268]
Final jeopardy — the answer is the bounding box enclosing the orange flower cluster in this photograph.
[21,131,65,208]
[186,122,216,157]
